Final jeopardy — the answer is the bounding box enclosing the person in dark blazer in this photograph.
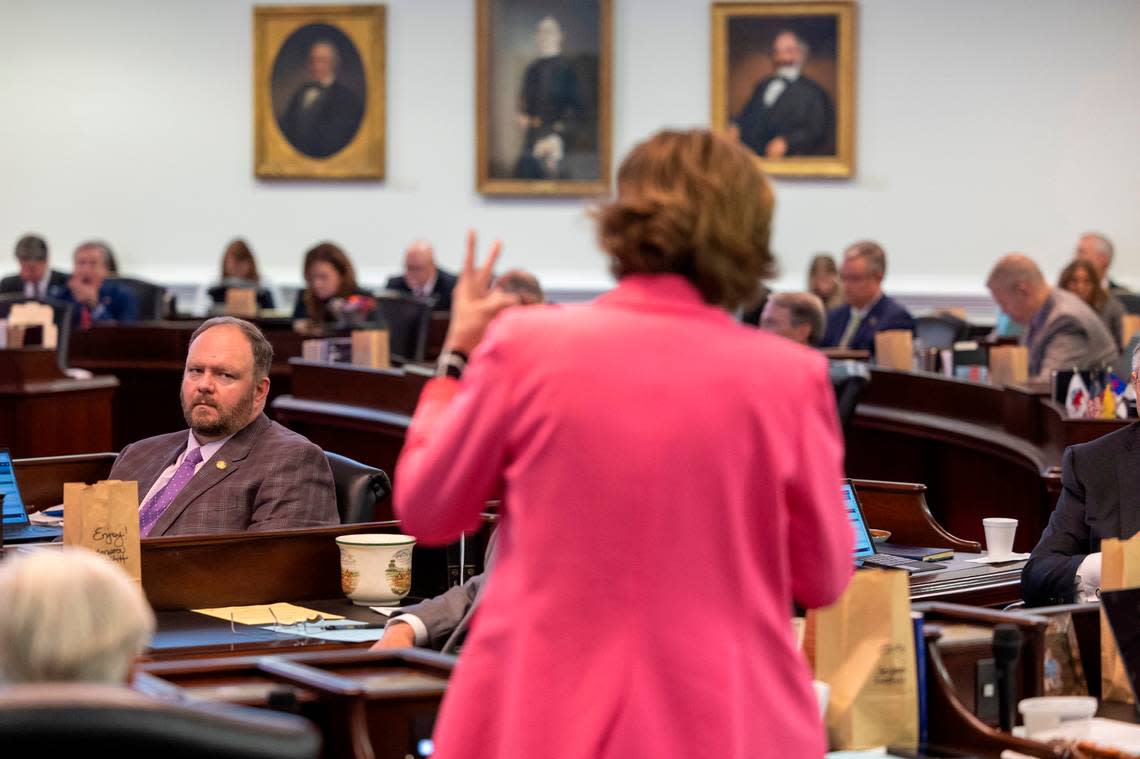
[0,234,69,300]
[733,30,832,158]
[1022,392,1140,606]
[58,241,138,327]
[385,239,457,312]
[277,40,364,159]
[821,240,915,353]
[108,317,338,537]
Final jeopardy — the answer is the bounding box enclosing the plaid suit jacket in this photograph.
[109,414,339,536]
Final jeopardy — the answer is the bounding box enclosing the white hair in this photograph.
[0,548,155,684]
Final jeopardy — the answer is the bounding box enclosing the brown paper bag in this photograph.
[812,570,919,751]
[351,329,390,369]
[1121,315,1140,348]
[1101,532,1140,703]
[874,330,913,371]
[988,345,1029,387]
[224,288,258,317]
[63,480,142,584]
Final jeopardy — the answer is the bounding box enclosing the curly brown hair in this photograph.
[302,242,359,324]
[594,129,775,310]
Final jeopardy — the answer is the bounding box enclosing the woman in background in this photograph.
[808,252,843,310]
[1059,258,1125,348]
[293,242,371,326]
[394,129,853,759]
[210,238,276,310]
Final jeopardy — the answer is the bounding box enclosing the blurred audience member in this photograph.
[492,268,544,304]
[0,547,154,684]
[60,240,138,327]
[987,253,1117,380]
[820,241,914,353]
[293,242,371,326]
[1,234,68,300]
[1059,259,1125,349]
[386,240,457,311]
[1076,232,1129,294]
[807,253,843,310]
[210,239,275,310]
[760,291,826,346]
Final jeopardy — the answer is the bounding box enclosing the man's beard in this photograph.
[182,388,256,438]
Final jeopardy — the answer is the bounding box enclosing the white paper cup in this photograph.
[812,680,830,720]
[983,517,1018,560]
[1018,696,1097,738]
[336,533,415,606]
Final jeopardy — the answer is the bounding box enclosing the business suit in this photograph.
[821,294,915,353]
[278,80,363,159]
[734,75,833,156]
[108,414,338,536]
[385,269,457,312]
[1022,423,1140,606]
[395,274,853,759]
[58,279,139,325]
[1021,288,1118,380]
[0,270,69,300]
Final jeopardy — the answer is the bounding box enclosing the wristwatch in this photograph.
[436,349,469,379]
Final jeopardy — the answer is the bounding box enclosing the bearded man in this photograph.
[109,317,338,536]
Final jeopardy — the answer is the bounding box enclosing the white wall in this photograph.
[1,0,1138,305]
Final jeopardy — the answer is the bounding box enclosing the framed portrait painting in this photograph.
[711,2,856,178]
[476,0,612,196]
[254,4,386,179]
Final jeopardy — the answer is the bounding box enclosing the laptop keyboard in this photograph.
[861,553,947,573]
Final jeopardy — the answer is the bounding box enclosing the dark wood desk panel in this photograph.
[908,556,1025,608]
[0,349,117,457]
[70,321,306,450]
[847,368,1129,553]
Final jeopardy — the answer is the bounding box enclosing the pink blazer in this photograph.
[396,274,854,759]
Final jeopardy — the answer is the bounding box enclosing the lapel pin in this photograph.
[216,460,227,470]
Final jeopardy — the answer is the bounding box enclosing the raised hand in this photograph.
[443,230,521,354]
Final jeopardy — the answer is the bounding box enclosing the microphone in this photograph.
[992,624,1023,733]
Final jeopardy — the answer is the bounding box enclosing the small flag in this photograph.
[1065,372,1088,418]
[1100,386,1117,419]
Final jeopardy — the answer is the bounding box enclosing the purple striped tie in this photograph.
[139,447,203,537]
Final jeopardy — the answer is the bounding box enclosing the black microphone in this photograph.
[993,624,1023,733]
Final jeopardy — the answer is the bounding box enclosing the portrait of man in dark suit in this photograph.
[272,26,366,159]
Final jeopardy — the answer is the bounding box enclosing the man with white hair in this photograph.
[732,29,832,158]
[1023,340,1140,606]
[385,240,457,311]
[986,253,1118,380]
[278,38,364,158]
[1076,232,1130,294]
[0,547,154,683]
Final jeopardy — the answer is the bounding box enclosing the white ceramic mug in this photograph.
[982,517,1018,560]
[336,533,416,606]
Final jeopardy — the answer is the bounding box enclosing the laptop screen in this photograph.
[842,481,876,559]
[0,449,30,526]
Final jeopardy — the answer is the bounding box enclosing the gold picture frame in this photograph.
[254,4,386,180]
[711,1,856,178]
[476,0,612,196]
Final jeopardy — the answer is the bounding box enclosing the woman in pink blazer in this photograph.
[395,130,854,759]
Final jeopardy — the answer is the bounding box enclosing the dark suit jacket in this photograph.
[1022,423,1140,606]
[108,414,339,536]
[0,270,69,299]
[58,279,139,325]
[278,81,364,159]
[734,75,833,156]
[821,294,915,353]
[385,269,457,312]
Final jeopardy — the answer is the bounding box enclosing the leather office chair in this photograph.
[0,294,74,369]
[324,451,392,523]
[113,277,169,320]
[914,314,968,350]
[0,682,321,759]
[374,293,432,362]
[829,359,871,429]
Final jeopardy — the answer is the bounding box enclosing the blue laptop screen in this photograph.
[1,450,29,525]
[843,482,875,559]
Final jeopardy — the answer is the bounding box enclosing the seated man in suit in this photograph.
[1076,231,1129,295]
[821,240,914,353]
[0,547,154,683]
[760,291,826,346]
[385,240,457,312]
[986,253,1118,381]
[58,240,139,327]
[109,316,338,536]
[0,234,69,300]
[1023,343,1140,605]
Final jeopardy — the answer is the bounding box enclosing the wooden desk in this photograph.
[908,555,1025,608]
[847,368,1129,552]
[69,321,308,450]
[0,349,117,457]
[271,359,432,481]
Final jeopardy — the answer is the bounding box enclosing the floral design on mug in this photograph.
[341,551,359,594]
[385,548,413,596]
